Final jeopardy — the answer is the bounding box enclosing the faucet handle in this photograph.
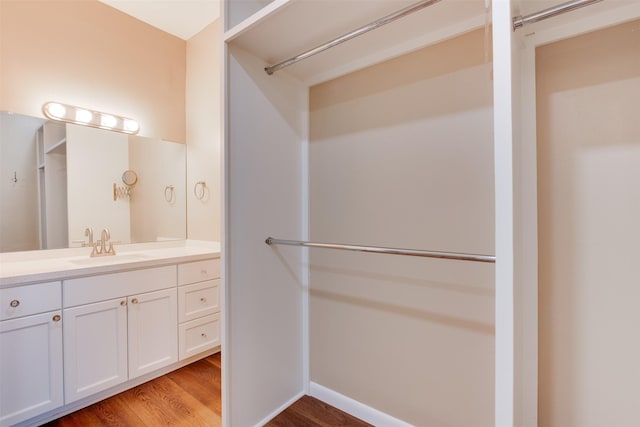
[84,227,94,244]
[90,242,101,257]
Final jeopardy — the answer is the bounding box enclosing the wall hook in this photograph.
[164,185,175,203]
[194,181,206,200]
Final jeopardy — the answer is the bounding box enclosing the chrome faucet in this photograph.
[90,228,116,257]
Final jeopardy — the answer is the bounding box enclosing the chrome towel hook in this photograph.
[194,181,206,200]
[164,185,175,203]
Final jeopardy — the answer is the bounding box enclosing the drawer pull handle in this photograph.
[200,297,207,303]
[9,300,20,308]
[120,300,127,306]
[131,298,139,304]
[201,333,207,338]
[52,314,61,322]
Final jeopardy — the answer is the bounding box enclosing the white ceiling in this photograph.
[98,0,220,40]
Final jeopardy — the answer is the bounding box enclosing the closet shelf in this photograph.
[45,138,66,155]
[517,0,639,43]
[225,0,487,86]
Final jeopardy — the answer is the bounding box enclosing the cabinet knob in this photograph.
[52,314,61,322]
[9,299,20,308]
[120,300,127,306]
[131,298,139,304]
[200,297,207,303]
[201,333,207,338]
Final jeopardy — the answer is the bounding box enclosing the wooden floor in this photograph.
[45,353,370,426]
[267,396,372,427]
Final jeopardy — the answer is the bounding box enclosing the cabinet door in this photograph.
[0,311,63,427]
[128,288,178,379]
[64,298,128,403]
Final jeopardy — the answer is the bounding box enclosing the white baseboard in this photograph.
[256,389,306,427]
[310,382,413,427]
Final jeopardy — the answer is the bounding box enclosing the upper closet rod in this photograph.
[265,237,496,263]
[264,0,442,75]
[513,0,604,31]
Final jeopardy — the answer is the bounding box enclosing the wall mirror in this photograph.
[0,111,186,253]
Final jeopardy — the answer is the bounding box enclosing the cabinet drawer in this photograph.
[178,259,220,286]
[178,280,220,323]
[0,282,61,321]
[64,265,176,307]
[178,313,220,360]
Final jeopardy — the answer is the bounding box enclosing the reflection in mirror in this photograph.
[0,111,186,253]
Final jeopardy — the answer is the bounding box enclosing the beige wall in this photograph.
[186,20,221,241]
[537,19,640,427]
[0,0,186,143]
[309,29,495,426]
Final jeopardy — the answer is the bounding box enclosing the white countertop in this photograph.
[0,240,220,287]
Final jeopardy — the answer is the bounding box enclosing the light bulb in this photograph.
[46,103,66,119]
[101,114,117,128]
[123,119,139,133]
[75,109,93,123]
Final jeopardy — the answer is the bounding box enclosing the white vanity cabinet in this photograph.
[0,242,220,426]
[177,259,220,360]
[127,287,178,378]
[63,297,128,403]
[0,281,63,427]
[63,265,178,403]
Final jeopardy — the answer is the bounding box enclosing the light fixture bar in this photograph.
[513,0,604,31]
[42,102,140,135]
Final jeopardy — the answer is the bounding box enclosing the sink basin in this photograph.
[68,253,150,266]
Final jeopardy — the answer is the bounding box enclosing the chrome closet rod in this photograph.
[264,0,442,75]
[513,0,604,31]
[265,237,496,263]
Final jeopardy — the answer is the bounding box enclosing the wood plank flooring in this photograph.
[268,396,372,427]
[44,353,371,426]
[44,354,222,427]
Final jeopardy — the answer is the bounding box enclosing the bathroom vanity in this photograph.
[0,240,220,427]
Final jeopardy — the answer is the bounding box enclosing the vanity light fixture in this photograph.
[42,102,140,135]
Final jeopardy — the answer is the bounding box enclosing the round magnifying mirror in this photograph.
[122,170,138,186]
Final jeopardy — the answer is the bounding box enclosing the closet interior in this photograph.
[222,0,640,426]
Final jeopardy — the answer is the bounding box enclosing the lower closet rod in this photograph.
[265,237,496,263]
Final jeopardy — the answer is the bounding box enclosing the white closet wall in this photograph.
[0,113,44,252]
[225,43,308,426]
[537,19,640,427]
[309,29,495,426]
